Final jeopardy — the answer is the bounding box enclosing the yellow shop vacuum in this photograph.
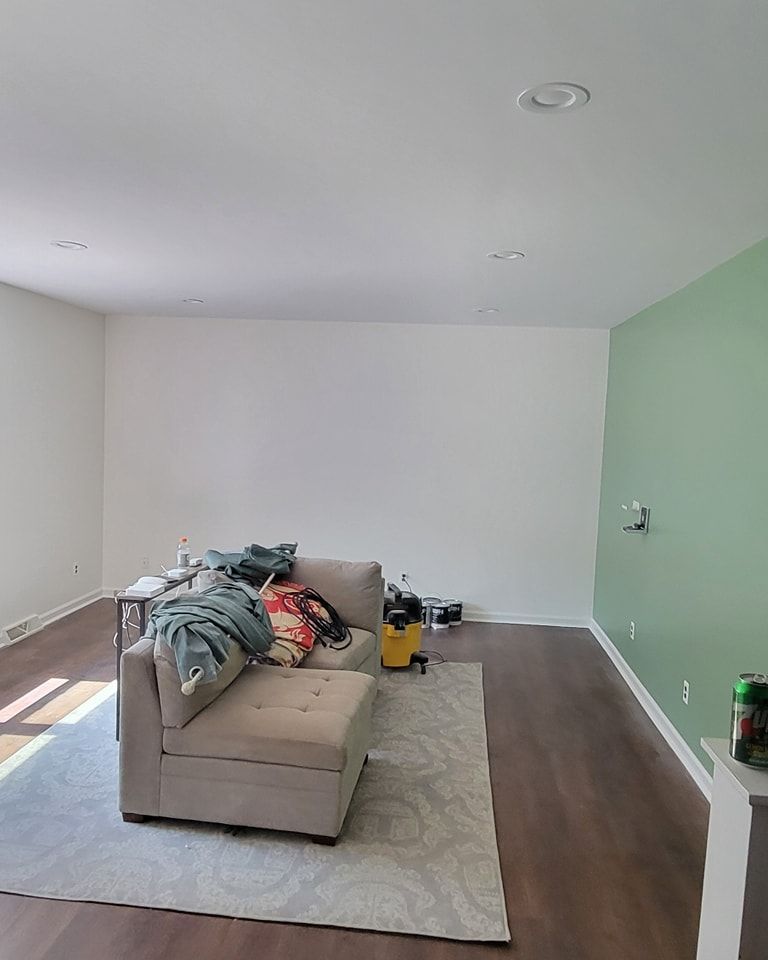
[382,583,429,674]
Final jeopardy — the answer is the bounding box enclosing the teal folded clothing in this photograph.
[146,581,274,694]
[203,542,297,587]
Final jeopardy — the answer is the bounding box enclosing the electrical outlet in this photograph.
[629,620,635,640]
[401,572,410,582]
[682,680,690,705]
[141,556,150,570]
[72,562,79,576]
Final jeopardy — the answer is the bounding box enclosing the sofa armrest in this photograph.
[119,636,164,816]
[290,556,383,649]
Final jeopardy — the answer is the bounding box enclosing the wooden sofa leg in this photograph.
[310,834,337,846]
[122,812,147,823]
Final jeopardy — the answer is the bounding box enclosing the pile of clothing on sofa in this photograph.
[146,542,349,694]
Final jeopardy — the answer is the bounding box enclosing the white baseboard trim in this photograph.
[41,589,103,627]
[0,588,103,650]
[464,611,591,628]
[590,618,712,800]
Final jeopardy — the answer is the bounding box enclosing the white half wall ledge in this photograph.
[590,618,712,800]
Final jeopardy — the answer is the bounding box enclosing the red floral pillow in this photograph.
[260,580,329,650]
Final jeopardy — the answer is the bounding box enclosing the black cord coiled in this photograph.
[287,587,352,650]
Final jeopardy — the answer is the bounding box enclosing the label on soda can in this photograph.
[731,675,768,766]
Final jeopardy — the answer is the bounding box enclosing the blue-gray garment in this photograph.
[146,581,274,690]
[203,542,297,586]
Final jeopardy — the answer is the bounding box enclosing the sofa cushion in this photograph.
[162,665,376,772]
[289,557,382,632]
[154,638,248,729]
[301,628,375,673]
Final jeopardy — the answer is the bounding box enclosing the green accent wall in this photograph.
[594,237,768,772]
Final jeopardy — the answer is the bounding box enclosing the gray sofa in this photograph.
[119,558,383,842]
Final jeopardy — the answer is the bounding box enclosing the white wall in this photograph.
[103,316,609,623]
[0,283,105,630]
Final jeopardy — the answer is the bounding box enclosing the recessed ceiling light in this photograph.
[182,298,205,304]
[517,82,590,113]
[50,240,88,250]
[473,307,499,314]
[487,250,525,260]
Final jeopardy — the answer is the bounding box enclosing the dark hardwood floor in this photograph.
[0,601,708,959]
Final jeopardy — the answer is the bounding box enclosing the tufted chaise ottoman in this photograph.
[119,637,377,843]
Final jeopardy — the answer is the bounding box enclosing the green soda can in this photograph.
[730,673,768,766]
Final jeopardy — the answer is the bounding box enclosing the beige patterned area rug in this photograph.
[0,663,509,941]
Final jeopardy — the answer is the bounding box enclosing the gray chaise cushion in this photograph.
[162,665,376,771]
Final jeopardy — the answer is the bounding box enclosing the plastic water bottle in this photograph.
[177,537,191,568]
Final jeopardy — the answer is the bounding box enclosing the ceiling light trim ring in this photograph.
[50,240,88,250]
[487,250,525,260]
[517,82,590,113]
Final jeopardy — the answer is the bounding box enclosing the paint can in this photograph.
[731,673,768,766]
[444,599,463,627]
[430,602,451,629]
[421,597,441,628]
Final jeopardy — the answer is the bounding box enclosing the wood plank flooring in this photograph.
[0,601,708,959]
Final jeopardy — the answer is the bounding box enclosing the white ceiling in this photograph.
[2,0,767,327]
